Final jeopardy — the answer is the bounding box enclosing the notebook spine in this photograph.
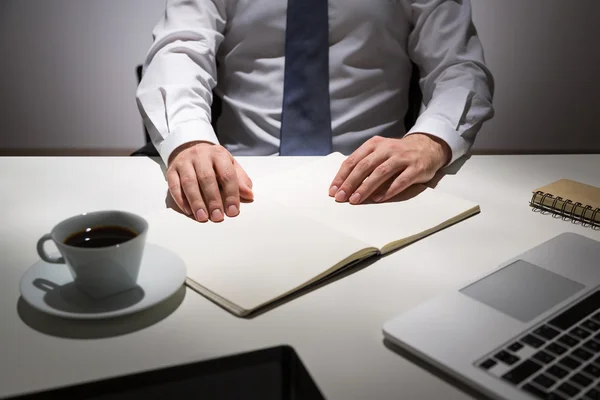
[530,191,600,229]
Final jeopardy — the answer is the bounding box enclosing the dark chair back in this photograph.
[404,62,422,133]
[136,65,152,145]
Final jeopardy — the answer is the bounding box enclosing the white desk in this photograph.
[1,155,599,399]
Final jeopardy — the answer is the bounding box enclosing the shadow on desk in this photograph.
[427,154,470,189]
[16,286,186,340]
[382,338,491,400]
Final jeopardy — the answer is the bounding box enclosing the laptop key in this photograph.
[546,343,568,356]
[533,373,557,389]
[547,365,569,379]
[557,381,580,397]
[574,348,594,361]
[549,291,600,331]
[522,383,549,399]
[508,342,524,352]
[522,334,545,348]
[479,359,496,370]
[559,355,582,370]
[558,334,580,348]
[533,350,556,364]
[585,388,600,400]
[571,372,593,388]
[502,360,542,385]
[522,385,568,400]
[583,320,600,332]
[534,325,561,340]
[582,364,600,378]
[584,339,600,353]
[573,327,592,339]
[494,350,519,365]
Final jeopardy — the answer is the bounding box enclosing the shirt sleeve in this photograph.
[404,0,494,165]
[136,0,226,166]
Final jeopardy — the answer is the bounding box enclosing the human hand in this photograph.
[167,141,253,222]
[328,134,451,204]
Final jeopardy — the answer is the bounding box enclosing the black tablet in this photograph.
[8,345,326,400]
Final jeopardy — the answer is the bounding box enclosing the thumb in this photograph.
[235,161,254,200]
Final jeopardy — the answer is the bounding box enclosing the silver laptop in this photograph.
[383,232,600,400]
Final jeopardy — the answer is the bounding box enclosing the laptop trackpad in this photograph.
[460,260,584,322]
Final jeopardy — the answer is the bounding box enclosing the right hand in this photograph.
[166,141,254,222]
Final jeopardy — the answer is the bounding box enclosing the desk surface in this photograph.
[1,155,599,400]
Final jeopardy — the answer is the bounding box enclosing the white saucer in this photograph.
[19,243,187,319]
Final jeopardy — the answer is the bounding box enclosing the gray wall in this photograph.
[471,0,600,153]
[0,0,161,153]
[0,0,599,154]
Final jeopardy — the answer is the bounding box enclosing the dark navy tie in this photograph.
[279,0,332,156]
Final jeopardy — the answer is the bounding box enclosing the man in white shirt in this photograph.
[137,0,494,223]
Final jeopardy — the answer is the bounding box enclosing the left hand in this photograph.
[328,133,451,204]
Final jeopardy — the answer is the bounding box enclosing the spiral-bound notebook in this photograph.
[530,179,600,228]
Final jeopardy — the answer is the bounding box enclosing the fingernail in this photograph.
[335,190,347,202]
[196,209,208,222]
[329,185,338,197]
[211,209,224,221]
[373,194,383,203]
[349,192,361,204]
[227,204,238,217]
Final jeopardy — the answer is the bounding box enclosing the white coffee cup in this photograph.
[36,210,149,299]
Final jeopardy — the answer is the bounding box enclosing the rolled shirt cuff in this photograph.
[406,116,471,166]
[155,119,219,166]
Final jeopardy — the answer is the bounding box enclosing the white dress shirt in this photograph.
[137,0,494,167]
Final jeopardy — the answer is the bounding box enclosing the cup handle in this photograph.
[37,234,65,264]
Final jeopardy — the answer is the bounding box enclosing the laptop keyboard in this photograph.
[477,290,600,400]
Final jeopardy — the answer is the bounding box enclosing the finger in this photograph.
[165,190,192,216]
[328,139,378,197]
[371,176,395,203]
[193,158,225,222]
[351,158,405,204]
[167,169,192,215]
[178,164,209,222]
[213,153,241,217]
[234,159,254,201]
[375,167,419,203]
[335,151,387,203]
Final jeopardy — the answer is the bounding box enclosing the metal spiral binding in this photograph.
[529,191,599,229]
[570,202,583,221]
[581,205,593,227]
[560,199,573,218]
[592,208,600,226]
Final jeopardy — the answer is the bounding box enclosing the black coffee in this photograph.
[64,226,138,248]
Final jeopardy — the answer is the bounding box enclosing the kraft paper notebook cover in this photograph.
[145,153,480,317]
[530,179,600,228]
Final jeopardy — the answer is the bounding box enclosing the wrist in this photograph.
[168,141,213,166]
[407,133,451,169]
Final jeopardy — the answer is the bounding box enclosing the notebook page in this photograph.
[256,153,479,251]
[144,199,374,312]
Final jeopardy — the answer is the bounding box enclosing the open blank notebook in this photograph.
[145,153,480,317]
